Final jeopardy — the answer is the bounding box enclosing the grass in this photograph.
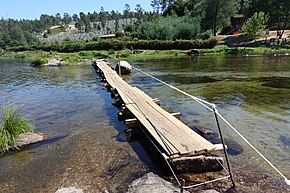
[199,45,290,56]
[1,45,290,64]
[0,104,35,152]
[31,58,48,66]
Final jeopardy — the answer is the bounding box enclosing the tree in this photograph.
[89,11,98,22]
[241,11,269,40]
[55,13,62,25]
[163,0,190,17]
[200,0,239,36]
[135,4,145,22]
[271,0,290,38]
[72,14,79,22]
[10,25,26,46]
[99,7,107,30]
[246,0,290,38]
[123,4,131,25]
[160,0,175,13]
[62,13,72,25]
[151,0,160,13]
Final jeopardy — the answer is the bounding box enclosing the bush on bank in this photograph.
[5,38,218,53]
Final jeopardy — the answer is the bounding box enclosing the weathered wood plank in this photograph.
[96,61,220,157]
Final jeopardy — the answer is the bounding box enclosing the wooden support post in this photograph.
[152,98,160,105]
[110,88,118,98]
[125,118,138,128]
[118,61,121,76]
[171,155,224,173]
[112,98,123,108]
[171,112,181,120]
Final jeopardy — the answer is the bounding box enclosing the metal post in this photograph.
[213,107,235,188]
[180,179,185,193]
[118,61,121,76]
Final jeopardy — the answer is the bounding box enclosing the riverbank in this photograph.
[1,45,290,65]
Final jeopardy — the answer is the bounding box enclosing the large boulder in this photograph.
[42,58,68,67]
[1,132,46,153]
[115,61,132,75]
[127,172,189,193]
[15,132,46,147]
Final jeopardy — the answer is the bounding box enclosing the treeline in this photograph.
[0,4,152,49]
[1,0,290,51]
[158,0,290,37]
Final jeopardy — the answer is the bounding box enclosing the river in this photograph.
[0,56,289,192]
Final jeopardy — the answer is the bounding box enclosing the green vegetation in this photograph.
[0,0,289,59]
[138,15,201,40]
[0,104,35,152]
[31,58,48,66]
[2,45,290,65]
[38,38,217,52]
[241,12,269,40]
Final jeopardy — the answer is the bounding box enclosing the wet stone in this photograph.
[127,172,189,193]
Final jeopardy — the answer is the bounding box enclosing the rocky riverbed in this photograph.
[1,125,289,193]
[0,127,148,193]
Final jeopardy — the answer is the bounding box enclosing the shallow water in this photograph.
[126,56,290,181]
[0,56,289,192]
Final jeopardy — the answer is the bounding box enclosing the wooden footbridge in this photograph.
[93,60,224,162]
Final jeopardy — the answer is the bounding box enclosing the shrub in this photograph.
[138,16,201,41]
[200,30,213,40]
[31,58,48,66]
[241,12,269,40]
[0,104,35,151]
[138,17,175,40]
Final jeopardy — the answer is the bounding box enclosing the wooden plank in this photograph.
[96,61,221,157]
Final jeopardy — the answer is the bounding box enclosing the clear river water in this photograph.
[0,56,289,192]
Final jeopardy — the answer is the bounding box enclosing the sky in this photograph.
[0,0,152,20]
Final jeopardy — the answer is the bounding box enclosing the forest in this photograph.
[0,0,289,50]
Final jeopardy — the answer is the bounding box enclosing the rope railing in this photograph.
[132,66,290,186]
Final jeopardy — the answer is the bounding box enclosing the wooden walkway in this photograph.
[94,60,222,159]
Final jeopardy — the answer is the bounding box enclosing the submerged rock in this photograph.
[1,132,46,153]
[15,132,46,147]
[127,172,189,193]
[198,189,220,193]
[55,187,84,193]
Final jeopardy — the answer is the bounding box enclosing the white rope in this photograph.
[133,66,290,185]
[183,175,231,189]
[133,66,214,111]
[214,107,290,185]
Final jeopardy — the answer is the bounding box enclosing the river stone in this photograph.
[42,58,61,66]
[15,132,46,147]
[198,189,220,193]
[115,61,132,75]
[55,187,84,193]
[126,172,189,193]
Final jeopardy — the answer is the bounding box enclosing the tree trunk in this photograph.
[213,0,220,36]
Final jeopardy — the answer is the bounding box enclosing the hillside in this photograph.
[39,18,137,42]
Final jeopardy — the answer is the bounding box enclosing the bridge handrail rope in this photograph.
[132,66,290,186]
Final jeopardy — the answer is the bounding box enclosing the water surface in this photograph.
[0,56,289,192]
[127,56,290,179]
